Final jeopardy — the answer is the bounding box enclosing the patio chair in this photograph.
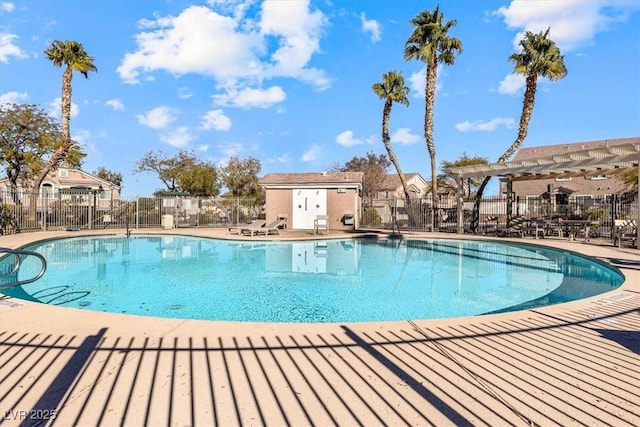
[314,214,329,235]
[613,219,637,248]
[497,216,526,237]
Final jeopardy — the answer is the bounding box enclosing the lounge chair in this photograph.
[242,219,285,237]
[232,220,265,236]
[497,216,527,237]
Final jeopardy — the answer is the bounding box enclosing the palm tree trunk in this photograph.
[28,67,75,221]
[425,63,438,228]
[382,99,410,199]
[471,72,538,233]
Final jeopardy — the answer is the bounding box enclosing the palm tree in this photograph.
[372,71,411,199]
[471,28,567,232]
[404,5,462,226]
[29,40,97,214]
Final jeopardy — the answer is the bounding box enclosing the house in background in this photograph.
[260,172,364,231]
[374,173,429,199]
[0,167,121,208]
[371,173,429,225]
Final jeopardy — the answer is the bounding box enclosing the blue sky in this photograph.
[1,0,639,197]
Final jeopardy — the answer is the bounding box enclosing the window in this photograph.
[555,177,571,182]
[585,175,607,180]
[40,183,54,198]
[99,190,111,200]
[163,198,175,207]
[58,169,69,178]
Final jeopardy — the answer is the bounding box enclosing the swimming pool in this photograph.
[1,235,624,322]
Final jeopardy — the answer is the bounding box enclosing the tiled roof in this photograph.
[260,172,364,186]
[380,173,420,190]
[512,137,639,161]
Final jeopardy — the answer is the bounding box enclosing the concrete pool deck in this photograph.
[1,228,638,426]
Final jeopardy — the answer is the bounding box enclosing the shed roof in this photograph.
[260,172,364,188]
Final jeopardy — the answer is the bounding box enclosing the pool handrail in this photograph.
[0,247,47,289]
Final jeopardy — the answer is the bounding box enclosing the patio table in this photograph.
[558,219,598,242]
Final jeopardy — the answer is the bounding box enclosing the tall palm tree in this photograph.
[372,71,411,199]
[471,28,567,232]
[29,40,96,217]
[404,5,462,225]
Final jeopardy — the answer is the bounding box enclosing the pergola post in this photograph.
[456,176,464,234]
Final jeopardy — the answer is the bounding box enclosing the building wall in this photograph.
[264,187,360,230]
[510,175,628,198]
[265,188,293,224]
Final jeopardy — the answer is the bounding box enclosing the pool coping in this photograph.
[1,228,639,426]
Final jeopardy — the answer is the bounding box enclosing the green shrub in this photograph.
[363,206,382,226]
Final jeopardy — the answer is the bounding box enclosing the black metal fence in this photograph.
[361,194,638,238]
[2,190,636,241]
[0,190,262,234]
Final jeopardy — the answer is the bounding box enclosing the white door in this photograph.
[292,189,327,229]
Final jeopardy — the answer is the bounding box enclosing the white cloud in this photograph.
[0,33,28,63]
[197,144,209,153]
[259,0,330,89]
[0,91,28,105]
[200,109,232,131]
[455,117,515,132]
[160,126,194,148]
[213,86,286,109]
[301,143,321,162]
[219,142,243,157]
[178,86,193,99]
[336,130,363,147]
[391,128,420,145]
[498,72,525,95]
[136,106,175,129]
[105,98,124,111]
[360,12,381,42]
[117,2,330,107]
[266,152,293,164]
[408,67,442,98]
[72,128,91,146]
[1,2,15,12]
[495,0,640,52]
[48,97,79,120]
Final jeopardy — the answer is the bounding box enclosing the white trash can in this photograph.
[162,215,174,229]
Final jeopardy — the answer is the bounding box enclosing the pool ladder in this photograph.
[0,248,47,290]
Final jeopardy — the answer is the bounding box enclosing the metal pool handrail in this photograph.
[0,247,47,289]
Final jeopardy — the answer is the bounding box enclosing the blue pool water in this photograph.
[1,235,624,323]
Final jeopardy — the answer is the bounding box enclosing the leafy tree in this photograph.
[440,153,489,197]
[334,152,391,200]
[219,156,264,202]
[0,103,85,202]
[134,150,220,196]
[31,40,96,201]
[178,162,219,196]
[372,71,411,199]
[471,28,567,232]
[93,166,123,187]
[405,5,462,221]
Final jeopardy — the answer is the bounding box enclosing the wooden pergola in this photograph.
[448,142,639,246]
